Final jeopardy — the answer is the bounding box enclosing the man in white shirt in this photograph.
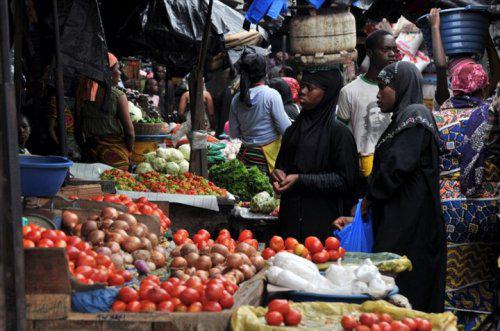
[337,30,398,177]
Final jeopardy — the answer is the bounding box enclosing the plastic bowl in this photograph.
[19,155,73,197]
[416,6,490,56]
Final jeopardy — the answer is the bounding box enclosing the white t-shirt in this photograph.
[337,75,391,155]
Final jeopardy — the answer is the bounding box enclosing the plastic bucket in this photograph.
[416,6,490,56]
[20,155,73,197]
[132,134,168,163]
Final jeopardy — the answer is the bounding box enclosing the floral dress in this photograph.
[433,96,499,331]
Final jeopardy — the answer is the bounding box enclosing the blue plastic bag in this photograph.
[334,199,373,253]
[72,287,119,313]
[245,0,287,24]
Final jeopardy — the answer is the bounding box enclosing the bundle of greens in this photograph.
[208,160,272,201]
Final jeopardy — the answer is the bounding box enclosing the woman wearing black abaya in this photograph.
[363,62,446,312]
[272,68,359,242]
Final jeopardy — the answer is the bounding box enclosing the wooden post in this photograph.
[0,0,27,328]
[188,0,214,178]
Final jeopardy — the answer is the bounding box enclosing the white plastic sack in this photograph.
[354,259,379,283]
[270,252,319,279]
[266,266,314,292]
[402,51,430,72]
[325,263,356,287]
[396,31,423,56]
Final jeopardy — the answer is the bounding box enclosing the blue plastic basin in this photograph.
[416,6,491,56]
[19,155,73,197]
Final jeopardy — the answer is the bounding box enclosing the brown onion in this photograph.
[122,236,142,252]
[171,256,188,269]
[110,253,124,269]
[210,244,229,257]
[117,213,138,227]
[62,211,79,231]
[81,220,98,236]
[185,252,200,268]
[251,255,265,271]
[130,224,146,237]
[172,269,185,279]
[209,267,222,278]
[181,243,199,257]
[171,246,182,258]
[73,223,82,236]
[210,253,225,266]
[113,229,129,239]
[111,220,129,232]
[122,252,133,264]
[240,253,251,266]
[195,270,209,281]
[89,214,100,221]
[232,269,245,283]
[106,241,121,253]
[147,233,159,247]
[95,246,111,256]
[186,267,196,276]
[195,255,212,271]
[132,249,150,261]
[240,264,254,280]
[227,254,243,269]
[236,242,256,257]
[101,207,119,220]
[88,230,105,245]
[151,250,166,268]
[140,237,152,251]
[100,219,114,230]
[105,231,124,244]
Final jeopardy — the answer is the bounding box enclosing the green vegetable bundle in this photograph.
[209,160,272,201]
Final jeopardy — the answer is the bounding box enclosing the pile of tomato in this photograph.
[23,224,131,286]
[262,235,345,263]
[100,169,148,192]
[83,194,171,233]
[138,172,228,197]
[265,299,302,327]
[112,274,238,313]
[173,228,258,253]
[341,313,432,331]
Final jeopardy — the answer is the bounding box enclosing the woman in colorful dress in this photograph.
[76,53,135,170]
[433,61,499,329]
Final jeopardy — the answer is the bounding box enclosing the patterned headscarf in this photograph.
[450,59,489,97]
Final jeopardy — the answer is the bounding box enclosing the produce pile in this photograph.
[23,223,131,286]
[61,208,167,274]
[84,194,171,233]
[209,160,272,201]
[265,299,302,327]
[112,274,238,313]
[341,313,432,331]
[262,235,345,264]
[170,229,265,285]
[249,191,279,214]
[101,169,227,196]
[137,146,190,176]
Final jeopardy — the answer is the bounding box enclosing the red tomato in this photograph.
[95,254,112,267]
[328,250,341,261]
[67,236,82,247]
[284,308,302,326]
[140,205,154,215]
[41,230,59,242]
[187,302,203,312]
[306,238,323,256]
[126,300,141,312]
[338,247,346,258]
[205,283,224,301]
[169,297,182,307]
[197,229,210,241]
[370,324,382,331]
[176,229,189,239]
[144,275,161,285]
[118,269,132,282]
[242,238,258,250]
[237,230,253,242]
[202,301,222,312]
[23,239,35,248]
[379,314,393,324]
[355,326,371,331]
[108,273,125,286]
[218,229,230,237]
[75,265,94,278]
[304,236,320,248]
[219,291,234,309]
[261,248,276,260]
[140,300,157,312]
[74,273,87,283]
[22,226,31,236]
[185,278,204,293]
[180,288,201,305]
[192,234,205,244]
[284,237,299,250]
[402,318,417,331]
[75,241,91,252]
[325,236,340,250]
[174,303,188,312]
[224,281,238,295]
[168,277,182,286]
[265,311,283,326]
[157,300,174,312]
[415,319,432,331]
[25,230,41,244]
[170,285,187,298]
[268,299,290,315]
[111,300,127,311]
[173,233,185,245]
[269,236,285,252]
[137,197,148,204]
[379,322,392,331]
[118,286,139,303]
[360,313,376,327]
[97,269,109,283]
[312,250,330,264]
[147,287,169,303]
[38,238,54,247]
[76,253,96,267]
[391,321,410,331]
[53,239,67,248]
[161,281,174,294]
[341,315,359,330]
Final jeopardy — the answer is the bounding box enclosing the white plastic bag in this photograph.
[325,263,356,287]
[270,252,319,279]
[396,31,423,56]
[354,259,379,283]
[266,266,314,292]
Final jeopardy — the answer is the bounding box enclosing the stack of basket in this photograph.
[133,122,165,136]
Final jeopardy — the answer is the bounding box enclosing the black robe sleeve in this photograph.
[367,126,427,201]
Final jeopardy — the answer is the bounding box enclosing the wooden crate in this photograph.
[24,248,72,320]
[58,184,104,200]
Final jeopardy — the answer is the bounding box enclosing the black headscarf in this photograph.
[376,62,439,149]
[238,52,267,107]
[268,78,293,105]
[278,67,344,173]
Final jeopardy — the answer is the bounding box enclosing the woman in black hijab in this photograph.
[268,78,300,122]
[272,67,359,242]
[364,61,446,313]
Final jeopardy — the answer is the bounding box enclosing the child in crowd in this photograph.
[18,114,31,155]
[145,78,160,108]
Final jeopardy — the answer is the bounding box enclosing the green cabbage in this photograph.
[156,147,173,160]
[178,160,189,174]
[144,151,157,163]
[129,102,143,122]
[169,149,185,163]
[249,191,278,214]
[136,162,154,174]
[178,144,191,161]
[165,162,180,175]
[152,157,167,172]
